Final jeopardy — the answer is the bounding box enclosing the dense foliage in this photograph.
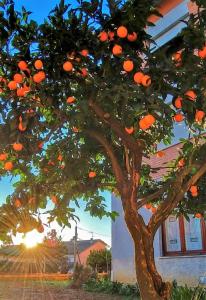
[86,248,111,272]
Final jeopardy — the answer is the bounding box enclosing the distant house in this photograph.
[64,239,108,268]
[112,142,206,286]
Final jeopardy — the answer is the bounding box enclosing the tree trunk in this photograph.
[124,208,172,300]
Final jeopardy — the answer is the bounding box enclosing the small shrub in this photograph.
[70,264,96,289]
[84,278,140,298]
[171,284,206,300]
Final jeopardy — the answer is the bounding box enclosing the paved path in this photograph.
[0,280,124,300]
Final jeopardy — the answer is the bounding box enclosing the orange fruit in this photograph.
[195,213,202,219]
[33,71,46,83]
[18,122,26,132]
[89,171,96,178]
[57,154,63,161]
[4,161,13,171]
[37,224,44,233]
[142,75,151,87]
[125,127,134,134]
[98,31,108,42]
[17,88,26,97]
[34,59,43,69]
[172,51,182,62]
[156,151,165,158]
[117,26,128,38]
[174,113,184,122]
[198,46,206,59]
[134,72,144,84]
[195,110,205,122]
[67,96,75,104]
[38,141,44,149]
[139,114,156,130]
[8,81,17,90]
[123,60,134,72]
[178,158,185,168]
[23,84,30,94]
[127,32,137,42]
[63,61,73,72]
[13,73,23,83]
[51,195,58,205]
[151,206,157,213]
[185,90,197,101]
[0,153,8,161]
[174,96,183,109]
[14,199,22,208]
[72,127,79,133]
[145,203,152,209]
[18,61,28,71]
[190,185,197,193]
[13,143,23,151]
[80,49,89,57]
[81,68,88,77]
[108,31,115,40]
[112,44,122,56]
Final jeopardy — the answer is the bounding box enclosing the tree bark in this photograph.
[123,204,172,300]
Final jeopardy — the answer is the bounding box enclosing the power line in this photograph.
[77,226,110,238]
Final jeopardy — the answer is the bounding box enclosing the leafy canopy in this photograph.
[0,0,206,241]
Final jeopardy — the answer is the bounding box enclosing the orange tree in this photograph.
[0,0,206,299]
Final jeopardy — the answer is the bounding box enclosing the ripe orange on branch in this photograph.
[134,72,144,84]
[117,26,128,38]
[0,153,8,161]
[195,110,205,122]
[8,81,17,90]
[98,31,108,42]
[142,75,151,87]
[14,199,22,208]
[123,60,134,72]
[112,44,122,56]
[13,143,23,152]
[125,127,134,134]
[18,61,28,70]
[174,96,183,109]
[34,59,43,69]
[80,49,89,57]
[127,32,137,42]
[13,73,23,83]
[63,61,73,72]
[67,96,75,104]
[198,46,206,59]
[139,114,156,130]
[174,113,184,122]
[4,161,13,171]
[89,171,96,178]
[185,90,197,101]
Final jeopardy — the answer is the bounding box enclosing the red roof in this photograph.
[143,142,183,180]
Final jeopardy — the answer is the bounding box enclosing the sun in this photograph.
[23,230,42,248]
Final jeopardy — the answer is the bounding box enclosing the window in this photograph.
[162,215,206,255]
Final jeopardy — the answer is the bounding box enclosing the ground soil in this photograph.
[0,280,125,300]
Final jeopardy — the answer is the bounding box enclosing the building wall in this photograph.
[78,241,106,265]
[111,194,206,286]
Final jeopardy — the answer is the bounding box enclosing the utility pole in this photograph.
[73,224,78,271]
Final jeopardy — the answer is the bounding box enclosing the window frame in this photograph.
[162,216,206,256]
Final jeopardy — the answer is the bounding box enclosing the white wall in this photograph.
[111,194,206,286]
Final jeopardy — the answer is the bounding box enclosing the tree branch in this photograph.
[85,129,126,190]
[89,99,144,171]
[148,161,206,235]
